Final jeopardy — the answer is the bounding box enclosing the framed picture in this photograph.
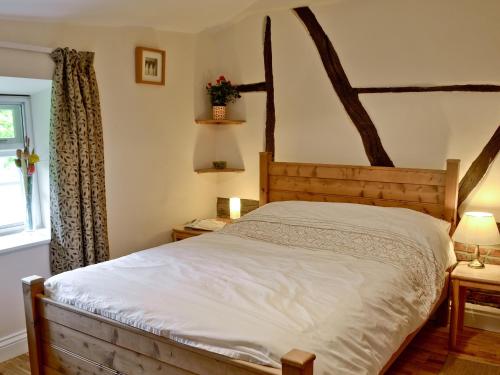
[135,47,166,85]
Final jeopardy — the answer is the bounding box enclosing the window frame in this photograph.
[0,101,24,150]
[0,95,42,235]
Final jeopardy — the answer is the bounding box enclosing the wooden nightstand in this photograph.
[171,226,211,241]
[449,261,500,349]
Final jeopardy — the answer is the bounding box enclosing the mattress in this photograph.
[45,201,456,375]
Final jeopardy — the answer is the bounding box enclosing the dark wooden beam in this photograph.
[264,16,276,159]
[356,85,500,94]
[458,125,500,208]
[235,82,267,92]
[294,7,394,167]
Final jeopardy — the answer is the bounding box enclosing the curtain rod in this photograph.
[0,41,52,54]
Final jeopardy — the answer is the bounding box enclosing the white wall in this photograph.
[0,243,50,362]
[0,19,219,258]
[196,0,500,218]
[0,19,219,361]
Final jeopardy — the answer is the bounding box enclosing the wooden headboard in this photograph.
[259,152,460,229]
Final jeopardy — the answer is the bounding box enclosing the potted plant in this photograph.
[206,75,241,120]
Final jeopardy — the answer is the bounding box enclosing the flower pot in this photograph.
[212,105,226,120]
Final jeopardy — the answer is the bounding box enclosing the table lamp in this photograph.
[229,197,241,220]
[452,212,500,269]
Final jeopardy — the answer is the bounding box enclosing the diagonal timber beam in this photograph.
[458,125,500,209]
[294,6,394,167]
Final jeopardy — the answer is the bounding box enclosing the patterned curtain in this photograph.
[49,48,109,274]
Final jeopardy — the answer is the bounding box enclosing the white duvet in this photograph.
[45,202,456,375]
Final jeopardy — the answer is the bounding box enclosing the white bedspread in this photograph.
[45,202,456,375]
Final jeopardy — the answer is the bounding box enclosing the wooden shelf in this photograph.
[195,119,245,125]
[195,168,245,174]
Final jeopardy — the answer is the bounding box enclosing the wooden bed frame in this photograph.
[23,152,460,375]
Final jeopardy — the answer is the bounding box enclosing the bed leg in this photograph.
[435,297,450,326]
[281,349,316,375]
[22,275,45,375]
[434,273,451,327]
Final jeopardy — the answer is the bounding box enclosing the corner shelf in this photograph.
[195,119,245,125]
[195,168,245,174]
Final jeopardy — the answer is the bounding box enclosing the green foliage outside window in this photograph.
[0,109,15,138]
[3,156,15,168]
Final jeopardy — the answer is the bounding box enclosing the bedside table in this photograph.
[449,261,500,349]
[171,226,211,241]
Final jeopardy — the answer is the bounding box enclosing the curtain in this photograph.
[49,48,109,274]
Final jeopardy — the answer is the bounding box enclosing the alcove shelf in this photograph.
[195,119,245,125]
[195,168,245,174]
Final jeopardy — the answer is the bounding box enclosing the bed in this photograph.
[23,152,460,375]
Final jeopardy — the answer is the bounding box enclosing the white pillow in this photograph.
[246,201,456,270]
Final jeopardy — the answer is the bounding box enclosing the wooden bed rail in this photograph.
[22,276,316,375]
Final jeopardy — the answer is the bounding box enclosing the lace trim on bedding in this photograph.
[220,213,443,313]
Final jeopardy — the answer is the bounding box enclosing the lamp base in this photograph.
[468,258,485,269]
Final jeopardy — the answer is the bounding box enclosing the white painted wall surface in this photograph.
[0,19,218,258]
[0,244,50,362]
[196,0,500,218]
[0,20,218,361]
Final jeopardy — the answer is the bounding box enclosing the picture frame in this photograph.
[135,47,166,85]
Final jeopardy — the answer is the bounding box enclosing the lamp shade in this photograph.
[453,212,500,245]
[229,197,241,220]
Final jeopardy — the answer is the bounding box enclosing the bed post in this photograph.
[22,275,45,375]
[444,159,460,233]
[281,349,316,375]
[260,152,272,206]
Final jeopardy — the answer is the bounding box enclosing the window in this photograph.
[0,96,40,235]
[0,103,24,149]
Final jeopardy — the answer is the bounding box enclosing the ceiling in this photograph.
[0,0,336,33]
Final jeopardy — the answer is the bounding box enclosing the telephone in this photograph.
[185,218,227,231]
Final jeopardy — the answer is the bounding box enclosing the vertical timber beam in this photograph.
[264,16,276,159]
[294,7,394,167]
[22,275,45,375]
[260,152,272,206]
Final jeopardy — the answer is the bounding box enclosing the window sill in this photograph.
[0,229,51,256]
